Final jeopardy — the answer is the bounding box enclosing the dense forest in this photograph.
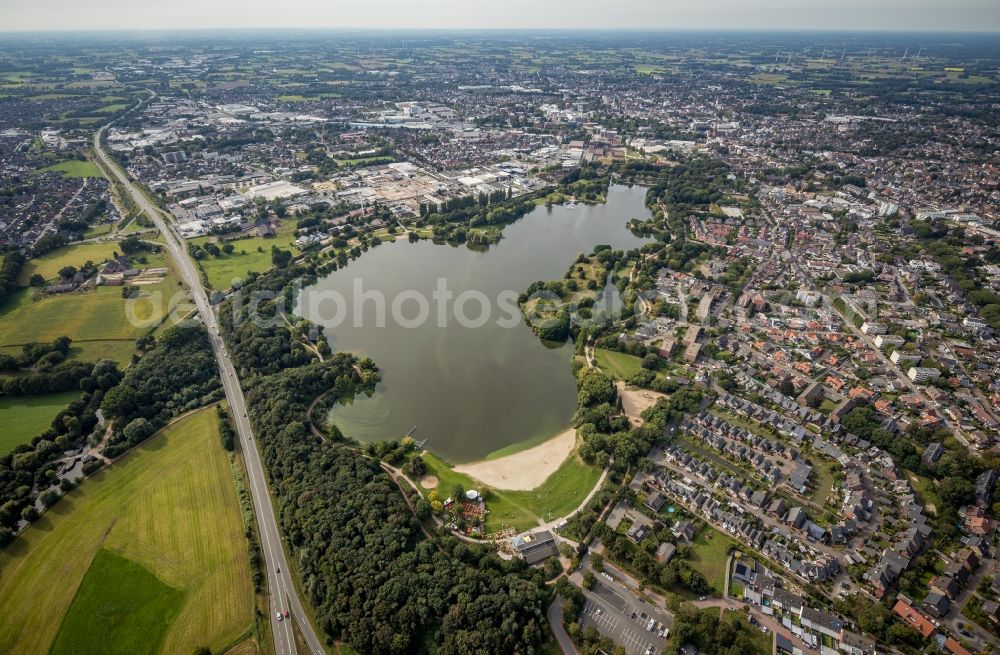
[100,324,222,457]
[0,250,24,305]
[223,264,552,654]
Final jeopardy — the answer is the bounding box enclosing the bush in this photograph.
[40,490,61,508]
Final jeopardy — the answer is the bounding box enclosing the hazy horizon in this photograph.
[1,0,998,34]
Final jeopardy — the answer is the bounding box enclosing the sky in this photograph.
[0,0,998,33]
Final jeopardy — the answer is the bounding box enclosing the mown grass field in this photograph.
[17,240,122,284]
[0,408,254,655]
[594,348,644,379]
[191,219,298,289]
[0,390,81,455]
[3,245,180,366]
[0,281,179,366]
[421,451,601,532]
[36,159,104,178]
[49,549,186,655]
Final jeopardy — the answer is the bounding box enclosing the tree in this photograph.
[271,246,292,268]
[58,265,77,280]
[123,418,154,444]
[938,477,975,511]
[119,235,147,255]
[40,490,60,508]
[29,274,45,287]
[779,377,796,397]
[582,569,597,590]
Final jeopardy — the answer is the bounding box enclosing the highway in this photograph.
[94,118,324,655]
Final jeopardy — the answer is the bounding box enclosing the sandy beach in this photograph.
[453,428,576,490]
[616,381,668,426]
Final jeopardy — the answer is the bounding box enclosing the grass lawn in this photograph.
[594,348,644,380]
[687,526,738,593]
[0,390,80,455]
[421,452,602,532]
[96,103,128,113]
[808,460,836,505]
[908,472,940,514]
[191,219,298,289]
[16,240,123,284]
[36,159,104,178]
[49,549,186,655]
[0,407,254,655]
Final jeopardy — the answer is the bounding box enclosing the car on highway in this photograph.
[276,612,283,622]
[284,610,290,619]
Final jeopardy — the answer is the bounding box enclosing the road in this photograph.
[549,596,580,655]
[94,117,323,655]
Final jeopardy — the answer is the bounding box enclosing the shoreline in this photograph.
[452,427,577,491]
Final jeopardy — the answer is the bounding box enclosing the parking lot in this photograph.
[578,585,668,655]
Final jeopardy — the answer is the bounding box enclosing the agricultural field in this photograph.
[190,218,298,289]
[35,159,104,178]
[420,452,601,532]
[0,408,254,655]
[0,390,81,455]
[49,549,186,655]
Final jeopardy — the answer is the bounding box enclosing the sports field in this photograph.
[0,408,254,655]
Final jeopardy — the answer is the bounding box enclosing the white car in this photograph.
[276,612,283,622]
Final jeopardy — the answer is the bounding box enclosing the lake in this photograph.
[296,184,652,462]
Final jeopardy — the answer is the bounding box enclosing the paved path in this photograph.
[94,106,322,655]
[549,596,580,655]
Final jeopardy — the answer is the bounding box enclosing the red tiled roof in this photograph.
[892,600,936,638]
